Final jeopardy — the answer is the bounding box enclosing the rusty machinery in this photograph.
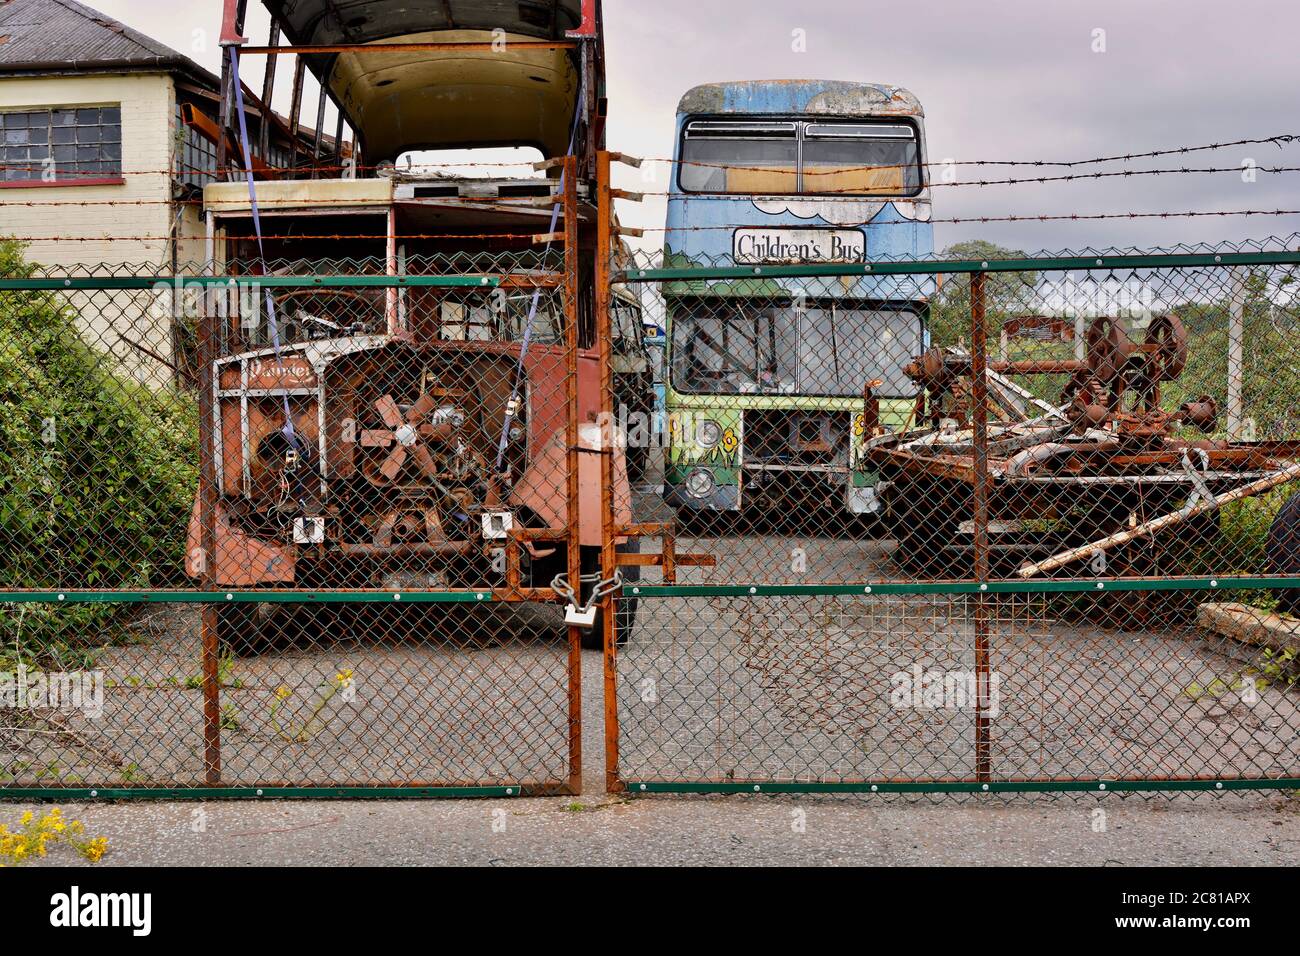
[902,312,1215,445]
[188,332,571,587]
[870,314,1300,579]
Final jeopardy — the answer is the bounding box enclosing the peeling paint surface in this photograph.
[677,80,924,118]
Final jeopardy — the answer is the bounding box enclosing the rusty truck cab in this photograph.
[187,0,636,606]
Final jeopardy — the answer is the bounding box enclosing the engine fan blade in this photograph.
[375,394,404,429]
[406,392,438,423]
[412,444,440,480]
[360,430,394,448]
[378,444,408,481]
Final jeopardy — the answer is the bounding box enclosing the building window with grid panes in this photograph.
[174,104,218,190]
[0,105,123,185]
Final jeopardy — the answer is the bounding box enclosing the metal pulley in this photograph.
[1144,313,1189,382]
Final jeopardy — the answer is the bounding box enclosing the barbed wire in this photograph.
[3,132,1295,182]
[0,231,557,242]
[931,133,1300,168]
[654,134,1300,175]
[7,163,1300,207]
[640,208,1300,232]
[0,196,560,207]
[4,209,1298,243]
[6,235,1298,277]
[666,164,1300,195]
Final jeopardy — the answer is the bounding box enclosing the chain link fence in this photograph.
[604,241,1300,794]
[1,243,589,795]
[5,230,1300,797]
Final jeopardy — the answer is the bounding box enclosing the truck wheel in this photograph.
[890,479,964,578]
[213,603,280,657]
[214,602,322,657]
[1267,492,1300,615]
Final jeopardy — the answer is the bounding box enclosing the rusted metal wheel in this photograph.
[1145,312,1189,382]
[1085,315,1137,384]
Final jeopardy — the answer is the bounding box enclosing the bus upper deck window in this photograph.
[802,123,920,196]
[680,120,799,194]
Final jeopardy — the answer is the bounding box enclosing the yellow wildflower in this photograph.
[82,837,108,863]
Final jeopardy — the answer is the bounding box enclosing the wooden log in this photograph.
[1196,602,1300,656]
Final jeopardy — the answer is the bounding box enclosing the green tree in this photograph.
[929,240,1040,348]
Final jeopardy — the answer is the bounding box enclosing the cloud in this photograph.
[85,0,1300,252]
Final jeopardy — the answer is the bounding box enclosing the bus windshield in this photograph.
[679,119,921,195]
[671,300,922,397]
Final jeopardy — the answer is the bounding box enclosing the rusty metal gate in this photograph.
[0,161,597,798]
[595,155,1300,795]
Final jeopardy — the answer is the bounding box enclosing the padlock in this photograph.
[564,603,598,629]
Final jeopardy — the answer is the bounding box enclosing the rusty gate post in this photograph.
[197,280,222,786]
[594,150,620,794]
[970,270,993,782]
[563,154,583,795]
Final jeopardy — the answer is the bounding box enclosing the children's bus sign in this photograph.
[733,228,865,264]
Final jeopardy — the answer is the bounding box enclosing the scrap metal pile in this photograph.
[868,313,1300,578]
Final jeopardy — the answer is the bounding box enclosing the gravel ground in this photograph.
[2,603,573,789]
[619,593,1300,783]
[6,774,1300,867]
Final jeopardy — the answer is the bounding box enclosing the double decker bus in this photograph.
[661,80,934,522]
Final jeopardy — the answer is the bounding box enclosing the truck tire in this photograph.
[1267,492,1300,615]
[214,602,323,657]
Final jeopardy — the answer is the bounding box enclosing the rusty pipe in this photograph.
[335,542,474,557]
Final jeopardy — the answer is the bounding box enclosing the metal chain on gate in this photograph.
[552,569,625,629]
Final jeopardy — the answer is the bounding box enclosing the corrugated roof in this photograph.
[0,0,209,78]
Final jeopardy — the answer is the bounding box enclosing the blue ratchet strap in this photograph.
[493,79,587,473]
[229,48,302,459]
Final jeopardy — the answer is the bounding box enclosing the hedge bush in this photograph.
[0,240,198,667]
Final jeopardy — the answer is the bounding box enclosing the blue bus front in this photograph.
[661,80,936,518]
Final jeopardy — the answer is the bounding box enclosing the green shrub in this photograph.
[0,240,198,666]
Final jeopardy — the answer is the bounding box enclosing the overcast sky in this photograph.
[86,0,1300,253]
